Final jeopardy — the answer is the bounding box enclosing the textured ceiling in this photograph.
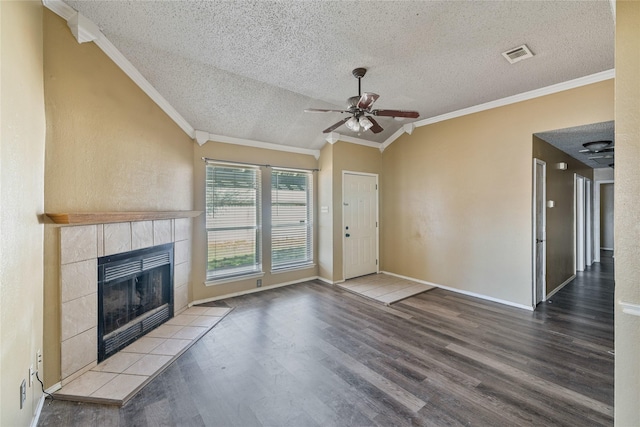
[536,121,615,169]
[63,0,614,150]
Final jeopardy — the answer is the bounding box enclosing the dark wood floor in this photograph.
[39,253,614,426]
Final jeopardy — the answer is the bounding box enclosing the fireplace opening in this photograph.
[98,243,174,362]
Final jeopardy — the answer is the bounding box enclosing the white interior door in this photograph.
[533,159,546,306]
[343,172,378,280]
[575,175,586,272]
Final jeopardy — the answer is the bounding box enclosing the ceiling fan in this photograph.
[579,140,614,153]
[304,68,420,134]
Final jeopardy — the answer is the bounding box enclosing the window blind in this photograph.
[206,165,262,280]
[271,169,313,270]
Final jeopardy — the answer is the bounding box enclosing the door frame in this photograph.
[574,174,586,272]
[594,179,614,262]
[585,178,593,266]
[532,159,547,307]
[342,171,379,280]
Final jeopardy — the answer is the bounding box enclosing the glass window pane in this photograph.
[271,169,313,269]
[206,164,261,280]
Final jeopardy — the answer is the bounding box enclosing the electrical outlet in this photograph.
[257,279,262,287]
[20,379,26,409]
[37,349,42,369]
[29,365,34,387]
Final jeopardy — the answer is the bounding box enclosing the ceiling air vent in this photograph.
[502,44,534,64]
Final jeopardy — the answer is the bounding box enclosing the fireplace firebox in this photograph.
[97,243,174,362]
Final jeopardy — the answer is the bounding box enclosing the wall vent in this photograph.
[502,44,534,64]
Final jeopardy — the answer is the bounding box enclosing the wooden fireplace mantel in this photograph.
[45,211,202,225]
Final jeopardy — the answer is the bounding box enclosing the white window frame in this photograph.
[271,168,314,272]
[205,163,262,282]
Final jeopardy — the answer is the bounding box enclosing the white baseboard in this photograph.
[316,276,334,285]
[190,276,318,305]
[546,274,576,299]
[31,382,62,427]
[381,271,534,311]
[31,395,45,427]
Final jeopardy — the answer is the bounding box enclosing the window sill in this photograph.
[271,263,316,274]
[205,271,265,286]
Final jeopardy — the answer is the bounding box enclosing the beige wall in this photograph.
[532,136,593,295]
[614,2,640,424]
[381,81,613,307]
[191,141,318,301]
[42,10,194,387]
[318,143,334,281]
[329,142,382,282]
[0,1,46,425]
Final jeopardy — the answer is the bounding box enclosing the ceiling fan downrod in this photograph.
[352,67,367,97]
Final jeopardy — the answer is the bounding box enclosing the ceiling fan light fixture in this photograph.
[346,117,360,132]
[359,116,373,131]
[583,140,612,152]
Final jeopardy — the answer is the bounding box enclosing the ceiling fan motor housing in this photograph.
[352,68,367,79]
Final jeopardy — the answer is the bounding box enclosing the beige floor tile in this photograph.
[171,326,208,340]
[377,284,434,304]
[92,352,143,374]
[145,324,184,338]
[189,315,222,328]
[165,313,200,326]
[338,274,435,305]
[203,307,231,317]
[59,371,117,397]
[363,283,411,298]
[182,306,210,316]
[149,339,191,356]
[121,337,166,354]
[123,354,173,376]
[348,282,389,293]
[90,374,147,401]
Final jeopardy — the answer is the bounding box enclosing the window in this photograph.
[206,164,261,281]
[271,169,313,270]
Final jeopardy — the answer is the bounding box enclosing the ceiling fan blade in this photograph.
[372,109,420,118]
[367,117,384,134]
[357,93,379,110]
[322,117,350,133]
[305,108,348,113]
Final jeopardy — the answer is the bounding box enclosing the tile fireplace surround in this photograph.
[57,217,195,395]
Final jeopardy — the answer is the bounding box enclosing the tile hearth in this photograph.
[54,306,231,406]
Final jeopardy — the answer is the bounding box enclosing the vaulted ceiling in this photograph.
[60,0,614,150]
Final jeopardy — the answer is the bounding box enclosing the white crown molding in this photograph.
[43,0,196,139]
[414,69,615,129]
[194,130,209,146]
[609,0,616,24]
[205,132,320,159]
[403,122,416,135]
[381,69,616,151]
[67,12,101,43]
[336,134,381,150]
[325,132,340,144]
[42,0,75,19]
[381,128,406,152]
